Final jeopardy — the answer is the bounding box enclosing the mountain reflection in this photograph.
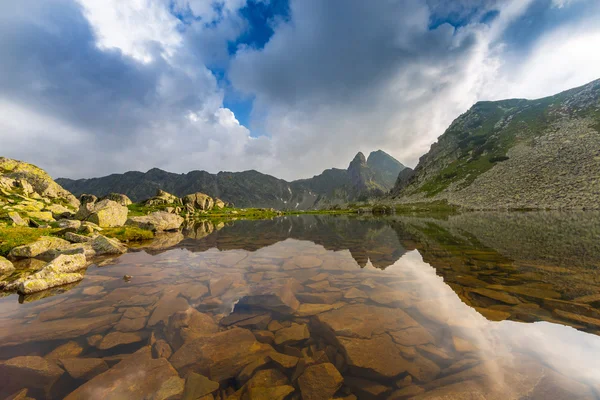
[176,212,600,334]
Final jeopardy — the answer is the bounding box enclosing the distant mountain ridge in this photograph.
[57,150,405,209]
[392,78,600,209]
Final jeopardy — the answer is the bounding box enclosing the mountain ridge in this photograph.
[392,78,600,209]
[57,150,405,209]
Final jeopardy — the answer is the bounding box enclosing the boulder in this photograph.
[26,211,54,222]
[9,236,71,258]
[101,193,132,206]
[0,356,64,397]
[45,341,84,361]
[144,189,180,206]
[82,199,128,227]
[126,211,183,232]
[58,219,81,229]
[64,232,92,243]
[44,203,73,218]
[183,192,214,211]
[166,309,218,349]
[64,347,184,400]
[214,198,226,209]
[298,363,343,400]
[91,235,127,255]
[0,256,15,277]
[8,211,28,226]
[0,157,80,208]
[96,331,146,350]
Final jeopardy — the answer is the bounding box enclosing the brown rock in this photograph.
[274,323,310,345]
[246,386,295,400]
[314,304,418,339]
[388,326,434,346]
[339,334,410,379]
[166,309,218,349]
[254,330,275,344]
[406,354,440,383]
[296,291,343,304]
[469,288,520,305]
[97,331,146,350]
[152,339,173,359]
[0,314,120,347]
[170,327,273,382]
[344,287,368,299]
[269,352,299,369]
[183,372,219,400]
[121,306,150,319]
[298,363,343,400]
[64,347,184,400]
[44,341,84,361]
[114,316,147,332]
[345,377,391,399]
[0,356,64,397]
[388,385,425,399]
[59,358,109,380]
[246,369,289,388]
[267,320,284,331]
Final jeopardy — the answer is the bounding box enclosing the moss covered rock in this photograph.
[9,236,70,258]
[0,256,15,277]
[126,211,183,232]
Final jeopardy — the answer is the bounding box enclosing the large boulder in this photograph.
[9,236,71,258]
[183,192,214,211]
[76,199,128,227]
[91,235,127,255]
[126,211,183,232]
[214,198,226,209]
[101,193,132,206]
[0,157,79,208]
[14,254,88,294]
[144,189,181,206]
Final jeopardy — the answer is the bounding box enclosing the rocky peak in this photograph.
[348,152,367,170]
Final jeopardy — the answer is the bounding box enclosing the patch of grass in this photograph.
[0,226,59,256]
[127,202,181,217]
[102,226,154,242]
[395,200,460,216]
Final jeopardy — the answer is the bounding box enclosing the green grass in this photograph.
[394,200,460,215]
[102,226,154,242]
[0,226,59,256]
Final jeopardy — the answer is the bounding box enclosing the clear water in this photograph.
[1,213,599,399]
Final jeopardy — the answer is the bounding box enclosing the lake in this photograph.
[1,212,600,399]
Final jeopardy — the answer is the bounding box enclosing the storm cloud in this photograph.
[0,0,599,179]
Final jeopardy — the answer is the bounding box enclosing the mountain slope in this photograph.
[392,78,600,209]
[58,150,405,209]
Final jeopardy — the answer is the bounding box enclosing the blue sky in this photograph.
[0,0,599,179]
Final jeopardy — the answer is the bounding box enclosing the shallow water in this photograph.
[1,212,600,399]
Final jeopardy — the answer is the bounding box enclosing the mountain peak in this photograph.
[349,152,367,167]
[367,150,404,169]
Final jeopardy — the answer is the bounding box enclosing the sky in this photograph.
[1,0,599,180]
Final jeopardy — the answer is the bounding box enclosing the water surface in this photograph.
[1,213,599,399]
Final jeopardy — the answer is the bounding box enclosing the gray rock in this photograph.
[0,256,15,277]
[91,235,127,255]
[9,236,71,258]
[126,211,183,232]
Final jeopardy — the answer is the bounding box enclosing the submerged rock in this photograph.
[126,211,183,232]
[0,356,64,398]
[235,278,301,314]
[183,372,220,399]
[59,358,109,380]
[170,327,274,382]
[298,363,343,400]
[64,347,184,400]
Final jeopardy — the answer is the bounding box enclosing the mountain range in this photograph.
[57,150,405,209]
